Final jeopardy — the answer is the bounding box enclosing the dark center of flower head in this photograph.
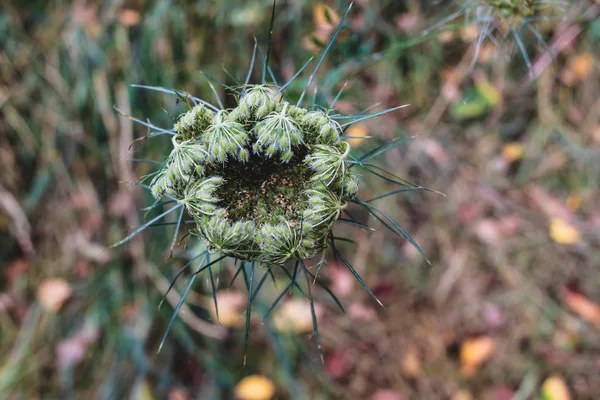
[151,85,359,264]
[207,147,312,226]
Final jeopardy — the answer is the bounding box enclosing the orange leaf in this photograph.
[460,336,495,378]
[569,53,594,80]
[501,142,524,162]
[234,375,275,400]
[562,287,600,329]
[37,278,72,312]
[565,193,581,212]
[345,123,369,148]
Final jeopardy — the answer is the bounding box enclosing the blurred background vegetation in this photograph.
[1,0,600,399]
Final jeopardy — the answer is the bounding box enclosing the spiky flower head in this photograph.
[151,85,357,265]
[117,3,428,357]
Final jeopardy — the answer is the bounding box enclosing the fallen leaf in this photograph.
[541,375,571,400]
[473,215,520,245]
[401,346,421,378]
[549,218,581,244]
[313,3,340,31]
[565,193,581,212]
[234,375,275,400]
[569,53,594,80]
[208,291,246,328]
[273,298,323,334]
[326,350,351,379]
[38,278,72,312]
[501,142,525,162]
[130,379,154,400]
[451,95,489,120]
[119,9,141,27]
[345,123,370,148]
[451,390,472,400]
[475,79,501,107]
[525,186,575,222]
[460,336,495,378]
[461,25,478,41]
[371,390,406,400]
[562,286,600,329]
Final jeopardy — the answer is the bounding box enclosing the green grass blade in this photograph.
[229,261,244,287]
[275,57,314,95]
[329,81,348,109]
[114,106,175,135]
[356,199,431,265]
[126,158,164,166]
[257,43,279,87]
[263,281,293,319]
[297,2,353,106]
[250,265,275,303]
[158,261,202,353]
[111,204,183,248]
[331,245,383,307]
[278,261,306,297]
[208,261,219,322]
[244,41,259,92]
[168,206,185,257]
[305,269,345,313]
[302,261,324,363]
[129,84,219,111]
[358,135,415,162]
[263,0,277,84]
[199,71,238,92]
[243,262,255,365]
[337,218,375,231]
[159,254,227,353]
[339,105,409,128]
[158,252,207,309]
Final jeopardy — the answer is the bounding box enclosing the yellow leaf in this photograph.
[234,375,275,400]
[345,123,369,148]
[541,375,571,400]
[37,278,72,312]
[569,53,594,80]
[460,336,495,378]
[313,3,340,30]
[562,287,600,329]
[565,193,581,212]
[475,79,501,106]
[130,379,154,400]
[549,218,581,244]
[501,142,524,162]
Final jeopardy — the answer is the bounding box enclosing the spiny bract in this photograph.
[151,85,357,265]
